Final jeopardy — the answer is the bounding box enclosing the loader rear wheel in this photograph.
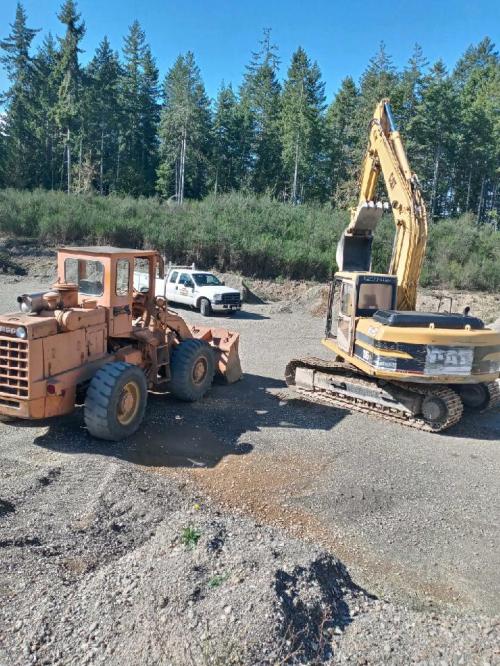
[199,298,212,317]
[169,339,215,402]
[84,362,148,441]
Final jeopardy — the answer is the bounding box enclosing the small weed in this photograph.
[181,526,202,549]
[208,572,229,589]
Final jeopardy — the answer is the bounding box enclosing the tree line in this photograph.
[0,1,498,224]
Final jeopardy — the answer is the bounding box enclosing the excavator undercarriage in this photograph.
[285,357,500,432]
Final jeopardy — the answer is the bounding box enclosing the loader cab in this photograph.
[57,247,164,337]
[326,272,397,353]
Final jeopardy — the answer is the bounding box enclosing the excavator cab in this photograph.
[326,272,397,353]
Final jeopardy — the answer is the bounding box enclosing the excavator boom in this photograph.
[336,99,427,310]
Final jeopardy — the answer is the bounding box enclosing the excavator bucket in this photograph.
[336,202,384,272]
[190,325,242,384]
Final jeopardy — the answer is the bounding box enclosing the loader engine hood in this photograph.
[0,312,58,340]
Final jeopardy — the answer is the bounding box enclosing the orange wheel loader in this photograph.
[0,247,242,440]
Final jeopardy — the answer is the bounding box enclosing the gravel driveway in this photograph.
[0,274,498,664]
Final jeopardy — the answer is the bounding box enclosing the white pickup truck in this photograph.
[134,264,242,316]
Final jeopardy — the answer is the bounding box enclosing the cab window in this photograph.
[357,283,394,313]
[134,257,149,291]
[116,259,130,296]
[192,273,221,286]
[169,271,179,284]
[340,283,353,316]
[65,258,104,296]
[179,273,194,288]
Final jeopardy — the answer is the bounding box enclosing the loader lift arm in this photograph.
[336,99,428,310]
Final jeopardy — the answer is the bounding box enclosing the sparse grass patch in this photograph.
[207,573,229,589]
[181,526,202,549]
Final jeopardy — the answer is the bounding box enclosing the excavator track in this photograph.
[483,378,500,412]
[284,357,464,433]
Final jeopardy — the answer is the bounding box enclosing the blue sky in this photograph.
[1,0,498,103]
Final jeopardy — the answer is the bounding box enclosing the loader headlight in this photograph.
[16,326,27,339]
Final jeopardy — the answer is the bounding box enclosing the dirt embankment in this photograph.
[224,275,500,324]
[2,237,499,324]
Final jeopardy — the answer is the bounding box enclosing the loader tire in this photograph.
[199,298,212,317]
[169,339,215,402]
[84,362,148,441]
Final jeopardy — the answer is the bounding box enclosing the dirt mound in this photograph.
[0,237,56,279]
[2,457,497,665]
[0,461,368,665]
[418,289,500,324]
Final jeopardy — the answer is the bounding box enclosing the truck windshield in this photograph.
[192,273,221,287]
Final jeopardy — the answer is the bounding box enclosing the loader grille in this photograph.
[0,336,29,399]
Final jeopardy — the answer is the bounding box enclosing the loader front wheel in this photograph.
[169,339,215,402]
[84,362,148,441]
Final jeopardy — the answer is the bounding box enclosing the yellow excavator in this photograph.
[286,99,500,431]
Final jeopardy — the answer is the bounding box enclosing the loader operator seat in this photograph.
[132,288,148,320]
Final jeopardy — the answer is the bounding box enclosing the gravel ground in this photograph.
[0,271,499,664]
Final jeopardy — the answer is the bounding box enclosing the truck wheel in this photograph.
[84,362,148,441]
[169,339,215,402]
[199,298,212,317]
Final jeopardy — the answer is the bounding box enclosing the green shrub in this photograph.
[0,189,498,290]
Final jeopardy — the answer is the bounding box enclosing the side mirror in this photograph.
[221,280,225,286]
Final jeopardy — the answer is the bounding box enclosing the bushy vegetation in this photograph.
[0,188,498,291]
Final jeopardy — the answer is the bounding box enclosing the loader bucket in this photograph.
[190,326,242,383]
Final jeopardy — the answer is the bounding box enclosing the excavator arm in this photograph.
[336,99,428,310]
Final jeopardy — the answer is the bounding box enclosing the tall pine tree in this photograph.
[280,47,325,202]
[452,39,499,221]
[31,34,59,188]
[157,52,212,202]
[324,76,359,207]
[240,30,283,194]
[85,37,122,194]
[409,60,459,218]
[0,2,40,188]
[211,83,252,193]
[53,0,85,193]
[118,21,159,196]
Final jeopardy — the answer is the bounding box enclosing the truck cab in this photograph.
[135,264,242,316]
